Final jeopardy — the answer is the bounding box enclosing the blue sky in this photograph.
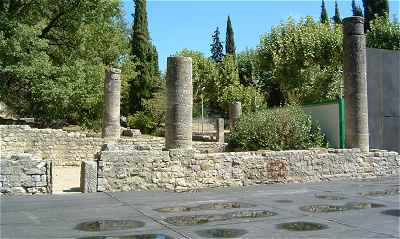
[122,0,399,71]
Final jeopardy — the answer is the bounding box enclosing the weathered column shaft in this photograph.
[80,161,97,193]
[343,16,369,152]
[216,118,224,143]
[165,57,193,149]
[229,102,242,129]
[102,67,121,139]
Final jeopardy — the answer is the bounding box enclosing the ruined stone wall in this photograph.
[0,125,226,166]
[0,153,50,195]
[98,148,399,192]
[0,125,164,166]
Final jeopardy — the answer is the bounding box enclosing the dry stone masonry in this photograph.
[0,125,225,167]
[0,153,50,195]
[0,125,166,166]
[97,147,399,192]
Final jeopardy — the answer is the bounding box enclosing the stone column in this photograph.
[343,16,369,152]
[102,67,121,140]
[80,161,97,193]
[216,118,224,143]
[165,57,193,149]
[229,102,242,129]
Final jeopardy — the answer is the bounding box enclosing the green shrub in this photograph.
[127,112,156,135]
[228,106,326,151]
[126,91,166,135]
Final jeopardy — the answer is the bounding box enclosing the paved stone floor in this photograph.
[1,177,399,239]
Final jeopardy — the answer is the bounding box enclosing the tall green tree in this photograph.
[320,0,329,24]
[130,0,160,113]
[210,27,224,63]
[333,0,342,24]
[225,16,236,56]
[352,0,364,16]
[257,17,343,105]
[362,0,389,31]
[0,0,133,128]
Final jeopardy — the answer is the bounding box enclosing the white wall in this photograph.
[304,103,340,148]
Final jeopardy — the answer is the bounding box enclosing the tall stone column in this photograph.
[343,16,369,152]
[216,118,224,143]
[102,67,121,140]
[229,102,242,129]
[165,57,193,149]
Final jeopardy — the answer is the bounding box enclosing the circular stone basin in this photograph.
[196,228,248,238]
[300,205,347,213]
[75,220,145,232]
[315,195,347,200]
[275,200,294,203]
[277,221,328,231]
[77,235,173,239]
[165,210,277,226]
[300,202,386,213]
[359,188,400,197]
[155,202,255,213]
[381,209,400,217]
[346,202,385,209]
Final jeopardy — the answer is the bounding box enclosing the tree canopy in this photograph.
[257,17,343,105]
[129,0,160,113]
[352,0,364,17]
[225,16,236,56]
[333,0,342,24]
[0,0,135,128]
[320,0,329,23]
[210,27,224,63]
[363,0,389,31]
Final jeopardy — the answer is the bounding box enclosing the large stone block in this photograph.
[80,161,97,193]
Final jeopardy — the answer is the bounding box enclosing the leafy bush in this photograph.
[228,106,326,151]
[127,112,156,135]
[367,16,400,50]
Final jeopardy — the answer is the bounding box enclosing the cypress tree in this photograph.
[363,0,389,31]
[130,0,160,113]
[333,0,342,24]
[210,27,224,63]
[352,0,364,17]
[225,15,236,56]
[320,0,329,24]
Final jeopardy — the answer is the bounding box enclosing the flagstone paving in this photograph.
[1,177,399,238]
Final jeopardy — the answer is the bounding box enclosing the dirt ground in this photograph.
[52,166,81,194]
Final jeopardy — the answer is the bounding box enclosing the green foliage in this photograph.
[363,0,389,31]
[320,0,329,24]
[210,27,224,63]
[352,0,364,16]
[129,0,160,113]
[225,16,236,55]
[0,0,133,128]
[333,1,342,24]
[127,111,155,134]
[126,91,166,134]
[228,106,326,151]
[218,84,264,113]
[367,15,400,50]
[177,49,218,108]
[257,16,343,105]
